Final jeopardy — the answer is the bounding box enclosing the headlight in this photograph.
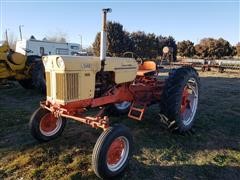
[56,57,65,68]
[42,57,48,67]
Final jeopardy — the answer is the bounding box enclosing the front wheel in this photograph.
[92,124,133,179]
[29,107,66,142]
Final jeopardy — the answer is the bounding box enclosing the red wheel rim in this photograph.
[40,113,58,133]
[107,138,125,165]
[180,78,199,126]
[181,86,190,114]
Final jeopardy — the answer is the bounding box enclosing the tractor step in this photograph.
[128,102,147,121]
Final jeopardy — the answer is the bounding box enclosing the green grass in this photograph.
[0,71,240,179]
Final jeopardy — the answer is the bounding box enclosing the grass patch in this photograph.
[0,71,240,179]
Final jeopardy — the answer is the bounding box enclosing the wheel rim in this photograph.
[181,78,198,126]
[114,101,131,110]
[106,136,129,172]
[39,113,63,136]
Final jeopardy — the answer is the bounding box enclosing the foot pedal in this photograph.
[128,102,146,121]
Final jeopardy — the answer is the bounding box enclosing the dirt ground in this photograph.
[0,69,240,179]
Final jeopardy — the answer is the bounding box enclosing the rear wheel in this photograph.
[92,124,133,179]
[160,67,200,133]
[29,56,46,94]
[18,56,46,94]
[19,56,46,94]
[29,107,66,142]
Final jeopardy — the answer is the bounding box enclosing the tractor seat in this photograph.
[137,61,157,76]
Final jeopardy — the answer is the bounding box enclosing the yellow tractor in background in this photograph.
[0,40,45,93]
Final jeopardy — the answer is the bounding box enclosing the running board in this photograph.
[128,102,147,121]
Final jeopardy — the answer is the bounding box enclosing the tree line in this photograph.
[178,39,239,59]
[92,21,239,60]
[92,21,177,60]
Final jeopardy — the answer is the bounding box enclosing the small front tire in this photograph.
[92,124,133,179]
[29,107,66,142]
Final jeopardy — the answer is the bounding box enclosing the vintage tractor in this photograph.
[29,9,200,179]
[0,40,45,93]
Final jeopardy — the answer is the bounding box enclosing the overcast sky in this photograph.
[1,0,239,47]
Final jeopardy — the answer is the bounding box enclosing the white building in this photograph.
[16,39,81,57]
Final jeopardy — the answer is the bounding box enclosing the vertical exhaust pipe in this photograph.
[100,8,111,61]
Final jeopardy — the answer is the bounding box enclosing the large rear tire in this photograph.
[92,124,133,179]
[160,67,200,133]
[19,56,46,94]
[29,107,66,142]
[28,56,46,94]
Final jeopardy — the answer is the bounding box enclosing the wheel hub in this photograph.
[107,138,125,165]
[180,78,199,126]
[181,86,190,114]
[40,113,58,133]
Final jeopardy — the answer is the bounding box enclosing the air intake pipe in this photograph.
[100,8,112,62]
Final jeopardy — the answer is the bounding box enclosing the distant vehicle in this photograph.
[74,51,89,56]
[15,39,81,57]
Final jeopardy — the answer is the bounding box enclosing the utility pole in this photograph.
[19,25,24,40]
[79,34,82,51]
[5,29,8,42]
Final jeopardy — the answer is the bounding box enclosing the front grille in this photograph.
[56,73,65,100]
[56,73,79,101]
[66,73,79,100]
[45,72,51,97]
